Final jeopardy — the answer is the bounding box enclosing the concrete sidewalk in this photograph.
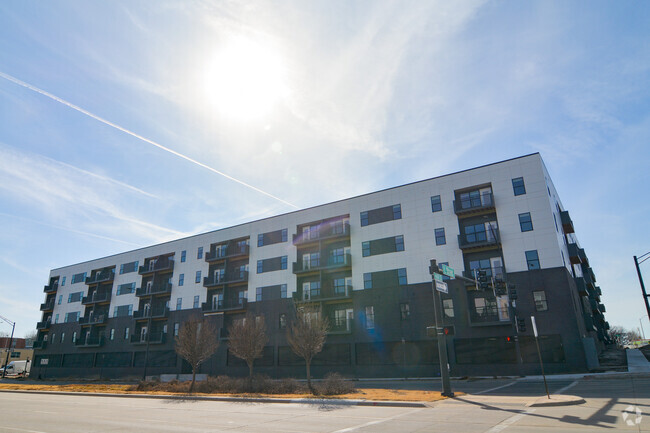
[626,348,650,372]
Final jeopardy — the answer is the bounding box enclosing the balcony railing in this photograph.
[575,277,588,296]
[328,317,354,334]
[82,291,112,305]
[560,210,575,234]
[43,283,58,293]
[40,300,55,311]
[458,230,500,250]
[138,259,175,275]
[32,340,47,349]
[36,320,51,330]
[567,243,581,264]
[135,282,173,297]
[462,266,506,284]
[584,312,595,330]
[469,306,510,325]
[205,244,250,261]
[75,335,105,347]
[202,298,248,313]
[85,269,115,285]
[453,192,495,216]
[293,222,351,245]
[133,306,169,320]
[293,284,353,303]
[131,332,167,345]
[79,314,107,326]
[203,271,249,287]
[293,253,352,274]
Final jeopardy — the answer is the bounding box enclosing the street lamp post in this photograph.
[634,253,650,322]
[0,315,16,379]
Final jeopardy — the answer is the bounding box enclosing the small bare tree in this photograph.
[287,303,329,393]
[174,318,219,393]
[228,313,268,389]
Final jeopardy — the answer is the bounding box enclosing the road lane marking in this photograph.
[555,380,579,395]
[474,381,517,395]
[0,427,48,433]
[484,409,536,433]
[331,408,424,433]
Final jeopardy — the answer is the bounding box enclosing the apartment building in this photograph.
[32,153,609,379]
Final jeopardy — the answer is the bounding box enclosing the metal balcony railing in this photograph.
[560,210,575,234]
[43,283,58,293]
[202,298,248,313]
[36,320,51,330]
[130,332,166,345]
[79,314,107,325]
[85,269,115,285]
[458,230,500,250]
[32,340,47,349]
[133,306,169,319]
[203,271,249,287]
[453,192,495,215]
[205,244,250,261]
[293,284,353,302]
[82,291,112,305]
[469,306,510,324]
[135,282,172,297]
[293,222,351,245]
[138,259,174,275]
[293,253,351,273]
[75,335,105,347]
[40,300,55,311]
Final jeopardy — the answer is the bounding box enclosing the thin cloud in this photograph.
[0,71,298,209]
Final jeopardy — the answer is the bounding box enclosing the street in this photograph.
[3,375,649,432]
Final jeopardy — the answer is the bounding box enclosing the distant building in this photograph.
[1,338,33,368]
[31,153,609,378]
[0,337,26,350]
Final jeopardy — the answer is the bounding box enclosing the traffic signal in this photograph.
[509,286,518,300]
[517,318,526,332]
[476,270,489,290]
[494,279,507,296]
[443,325,455,336]
[429,260,439,275]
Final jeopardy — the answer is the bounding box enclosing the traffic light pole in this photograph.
[634,255,650,322]
[430,260,453,397]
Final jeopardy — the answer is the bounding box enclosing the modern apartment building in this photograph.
[32,153,609,379]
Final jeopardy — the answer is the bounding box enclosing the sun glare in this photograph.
[203,37,288,121]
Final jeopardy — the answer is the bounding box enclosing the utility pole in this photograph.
[634,254,650,322]
[429,260,453,397]
[0,315,16,378]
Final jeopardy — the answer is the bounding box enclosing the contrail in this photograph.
[0,71,299,209]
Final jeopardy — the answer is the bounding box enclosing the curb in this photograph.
[526,395,586,407]
[0,389,428,408]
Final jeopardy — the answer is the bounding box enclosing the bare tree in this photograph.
[228,313,268,389]
[609,326,626,347]
[174,318,219,393]
[286,303,329,393]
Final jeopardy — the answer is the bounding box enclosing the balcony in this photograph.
[138,258,174,275]
[458,230,500,250]
[469,306,510,325]
[40,300,55,311]
[85,269,115,285]
[82,291,112,305]
[598,303,606,313]
[328,318,354,335]
[133,305,170,320]
[136,282,172,297]
[583,312,595,330]
[560,210,575,234]
[293,284,353,303]
[75,335,105,348]
[43,283,58,293]
[293,254,352,274]
[36,320,51,330]
[567,243,581,264]
[131,332,167,345]
[32,340,47,349]
[453,192,495,217]
[205,244,250,262]
[203,271,249,287]
[462,266,506,284]
[293,222,351,245]
[202,298,248,313]
[79,314,107,326]
[575,277,588,296]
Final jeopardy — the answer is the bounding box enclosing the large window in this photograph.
[258,229,288,247]
[120,261,139,274]
[360,204,402,227]
[526,250,540,270]
[71,272,86,284]
[512,177,526,196]
[362,236,404,257]
[178,273,184,286]
[116,282,135,295]
[181,250,186,263]
[113,305,133,317]
[443,299,454,318]
[364,268,407,289]
[68,292,83,303]
[197,247,203,259]
[257,256,288,273]
[400,303,410,320]
[533,291,548,311]
[195,270,202,283]
[64,312,80,323]
[365,306,375,330]
[431,195,442,212]
[519,212,533,232]
[435,228,446,245]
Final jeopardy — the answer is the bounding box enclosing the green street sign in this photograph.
[441,264,455,279]
[433,273,444,282]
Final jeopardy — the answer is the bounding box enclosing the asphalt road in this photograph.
[2,375,649,432]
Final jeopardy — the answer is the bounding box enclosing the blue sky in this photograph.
[0,1,648,338]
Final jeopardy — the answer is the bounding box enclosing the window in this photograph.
[10,351,20,358]
[395,235,404,251]
[360,211,368,226]
[533,291,548,311]
[120,261,138,274]
[124,327,130,340]
[257,260,263,273]
[333,278,346,295]
[110,329,115,341]
[197,247,203,259]
[258,229,288,247]
[365,306,375,330]
[258,256,288,273]
[400,303,410,320]
[280,284,287,299]
[181,250,186,262]
[195,270,201,283]
[57,295,62,305]
[54,314,59,324]
[431,195,442,212]
[360,204,402,227]
[362,241,370,257]
[553,214,559,232]
[176,273,183,287]
[398,268,407,285]
[193,296,200,309]
[364,273,372,289]
[435,228,446,245]
[256,287,262,302]
[113,305,132,318]
[512,177,526,196]
[519,212,533,232]
[176,298,182,310]
[60,333,65,343]
[279,314,287,329]
[71,272,86,284]
[329,248,345,264]
[51,333,55,344]
[443,299,455,318]
[61,276,66,286]
[117,282,135,295]
[174,323,180,337]
[64,312,80,323]
[72,332,77,343]
[393,204,402,220]
[526,250,540,270]
[362,236,404,257]
[281,256,287,269]
[68,292,83,303]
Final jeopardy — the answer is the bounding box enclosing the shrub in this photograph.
[315,373,355,396]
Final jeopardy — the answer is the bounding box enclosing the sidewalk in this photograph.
[626,348,650,372]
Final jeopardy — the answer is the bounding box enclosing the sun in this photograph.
[203,36,288,121]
